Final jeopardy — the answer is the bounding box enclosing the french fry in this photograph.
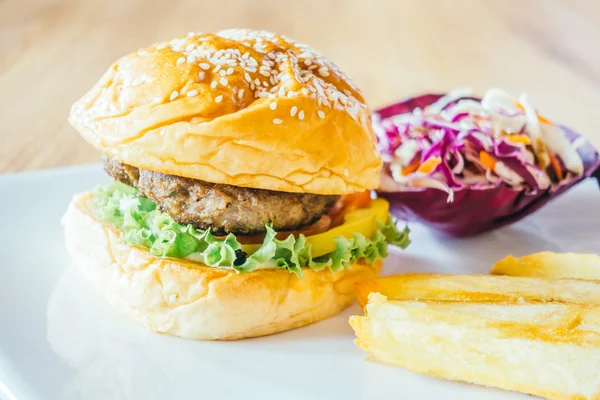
[355,273,600,309]
[350,293,600,400]
[492,252,600,280]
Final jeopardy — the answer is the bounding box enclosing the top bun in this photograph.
[69,29,381,195]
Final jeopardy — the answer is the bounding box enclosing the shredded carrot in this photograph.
[479,151,496,170]
[504,134,532,146]
[548,152,564,181]
[416,156,442,174]
[537,114,552,125]
[401,158,421,176]
[515,102,553,125]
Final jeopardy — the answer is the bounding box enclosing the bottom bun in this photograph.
[62,193,383,340]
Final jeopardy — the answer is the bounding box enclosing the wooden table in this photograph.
[1,0,599,173]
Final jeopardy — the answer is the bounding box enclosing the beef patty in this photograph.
[103,157,339,235]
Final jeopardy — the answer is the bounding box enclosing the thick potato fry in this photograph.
[492,252,600,280]
[350,293,600,400]
[354,273,600,309]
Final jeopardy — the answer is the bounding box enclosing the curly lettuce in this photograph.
[93,181,410,277]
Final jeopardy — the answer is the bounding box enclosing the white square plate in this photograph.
[2,165,599,400]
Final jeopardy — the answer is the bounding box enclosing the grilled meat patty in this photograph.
[103,157,339,235]
[103,156,140,187]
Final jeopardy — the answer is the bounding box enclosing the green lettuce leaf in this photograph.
[92,181,410,277]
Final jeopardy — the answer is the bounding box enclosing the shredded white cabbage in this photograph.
[481,88,516,112]
[389,166,454,202]
[518,93,550,168]
[394,139,420,167]
[411,176,455,202]
[494,161,524,185]
[541,124,584,174]
[427,87,473,114]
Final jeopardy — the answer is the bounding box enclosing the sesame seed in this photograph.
[254,78,261,86]
[348,102,361,116]
[301,88,309,95]
[304,59,312,66]
[238,89,244,99]
[244,73,252,83]
[211,81,217,89]
[215,95,223,103]
[186,89,199,97]
[213,65,221,73]
[318,67,329,77]
[269,102,277,110]
[220,77,228,86]
[259,70,270,77]
[318,110,325,119]
[227,67,234,75]
[199,63,210,70]
[198,71,205,81]
[290,106,298,117]
[156,43,168,50]
[298,110,305,120]
[169,91,178,101]
[176,57,185,64]
[273,118,283,124]
[262,81,269,87]
[186,44,195,52]
[219,70,227,76]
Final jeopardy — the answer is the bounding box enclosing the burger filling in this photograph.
[93,158,411,276]
[104,156,339,236]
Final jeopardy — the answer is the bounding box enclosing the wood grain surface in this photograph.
[1,0,599,173]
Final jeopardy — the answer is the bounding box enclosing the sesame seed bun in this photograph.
[69,29,381,195]
[62,192,383,340]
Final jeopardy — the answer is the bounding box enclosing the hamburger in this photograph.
[63,29,410,340]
